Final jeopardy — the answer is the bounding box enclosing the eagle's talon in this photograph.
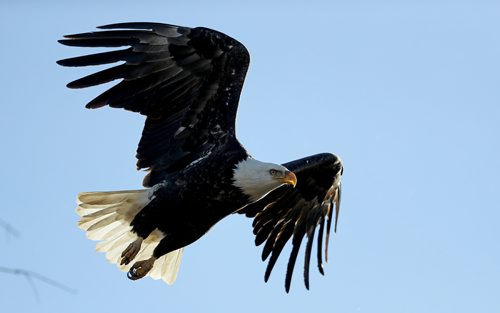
[127,269,136,280]
[120,238,143,265]
[127,257,156,280]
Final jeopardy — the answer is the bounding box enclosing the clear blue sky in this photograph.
[1,1,499,312]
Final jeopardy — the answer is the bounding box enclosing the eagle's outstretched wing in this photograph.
[239,153,343,292]
[58,22,250,186]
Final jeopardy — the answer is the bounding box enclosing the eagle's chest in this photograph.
[175,170,247,210]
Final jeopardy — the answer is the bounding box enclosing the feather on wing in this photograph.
[58,22,250,186]
[239,153,343,292]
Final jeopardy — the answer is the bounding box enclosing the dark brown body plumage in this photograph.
[131,141,250,258]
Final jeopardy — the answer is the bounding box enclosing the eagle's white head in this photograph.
[232,158,297,202]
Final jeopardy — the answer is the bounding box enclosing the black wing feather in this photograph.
[56,48,133,67]
[240,153,343,292]
[58,22,250,186]
[285,229,305,292]
[316,217,326,275]
[303,217,317,290]
[264,220,295,281]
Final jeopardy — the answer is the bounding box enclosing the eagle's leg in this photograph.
[125,228,188,280]
[122,200,160,266]
[152,227,204,259]
[127,257,156,280]
[120,238,143,265]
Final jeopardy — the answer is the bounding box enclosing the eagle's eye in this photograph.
[269,169,279,176]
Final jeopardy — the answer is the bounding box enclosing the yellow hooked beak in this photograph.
[282,171,297,188]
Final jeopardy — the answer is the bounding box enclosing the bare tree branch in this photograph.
[0,219,77,299]
[0,266,77,298]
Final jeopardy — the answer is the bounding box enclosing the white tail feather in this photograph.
[76,190,183,285]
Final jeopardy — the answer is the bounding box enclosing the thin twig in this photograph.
[0,266,77,297]
[0,218,21,239]
[25,272,40,302]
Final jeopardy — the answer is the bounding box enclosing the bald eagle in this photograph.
[58,22,343,292]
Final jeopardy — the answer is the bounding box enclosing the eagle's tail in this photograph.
[76,189,183,285]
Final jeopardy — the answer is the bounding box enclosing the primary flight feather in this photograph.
[58,22,343,292]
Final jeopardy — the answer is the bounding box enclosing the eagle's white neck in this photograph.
[232,158,287,202]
